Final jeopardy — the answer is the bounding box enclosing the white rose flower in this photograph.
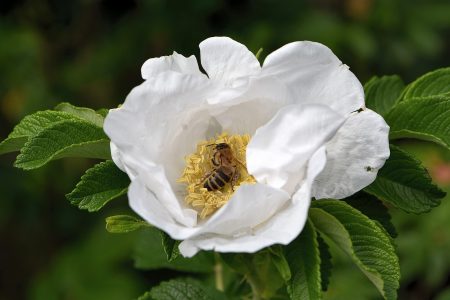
[104,37,389,257]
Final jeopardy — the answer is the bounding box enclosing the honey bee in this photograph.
[199,143,243,191]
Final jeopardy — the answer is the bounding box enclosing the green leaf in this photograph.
[401,67,450,100]
[285,219,321,300]
[386,95,450,150]
[66,160,129,212]
[310,200,400,300]
[160,230,180,262]
[0,110,75,154]
[105,215,149,233]
[221,251,285,299]
[55,102,104,127]
[14,119,111,169]
[134,227,214,273]
[96,108,110,118]
[269,245,291,282]
[317,233,332,292]
[255,47,264,60]
[344,192,397,238]
[364,145,445,213]
[220,253,249,274]
[137,292,151,300]
[139,279,225,300]
[0,103,106,156]
[364,75,405,116]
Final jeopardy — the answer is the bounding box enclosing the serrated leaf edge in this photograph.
[0,111,85,154]
[402,67,450,100]
[310,202,400,300]
[14,119,110,170]
[66,160,129,212]
[364,145,445,213]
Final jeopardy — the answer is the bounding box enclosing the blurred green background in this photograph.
[0,0,449,299]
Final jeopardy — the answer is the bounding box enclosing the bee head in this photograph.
[206,143,230,150]
[215,143,230,150]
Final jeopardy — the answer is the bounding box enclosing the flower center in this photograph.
[178,132,256,219]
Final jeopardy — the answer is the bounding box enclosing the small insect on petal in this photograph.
[178,133,256,219]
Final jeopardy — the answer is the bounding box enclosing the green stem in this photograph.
[255,48,264,60]
[246,274,263,300]
[214,253,224,292]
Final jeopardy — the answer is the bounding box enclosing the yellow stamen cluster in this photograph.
[178,132,256,219]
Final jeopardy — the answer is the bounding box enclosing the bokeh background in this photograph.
[1,0,449,299]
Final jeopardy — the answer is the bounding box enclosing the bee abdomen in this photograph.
[204,169,231,191]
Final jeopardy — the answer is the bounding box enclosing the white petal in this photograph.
[104,71,214,176]
[104,71,217,230]
[262,41,364,115]
[200,37,261,85]
[246,104,345,194]
[179,147,327,257]
[141,51,203,79]
[250,146,327,244]
[128,175,198,240]
[135,162,198,227]
[117,151,198,231]
[199,184,290,236]
[179,231,280,257]
[209,75,294,135]
[179,183,290,256]
[110,142,126,172]
[312,109,390,199]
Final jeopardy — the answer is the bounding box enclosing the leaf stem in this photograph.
[246,274,262,300]
[214,253,224,292]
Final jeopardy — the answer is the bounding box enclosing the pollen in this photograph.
[177,132,256,219]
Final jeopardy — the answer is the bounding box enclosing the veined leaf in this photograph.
[160,230,180,262]
[221,250,285,298]
[55,102,104,127]
[0,103,106,155]
[345,192,397,238]
[14,119,111,169]
[105,215,149,233]
[365,145,445,213]
[364,75,405,116]
[386,95,450,150]
[317,233,332,292]
[134,227,214,273]
[285,219,321,300]
[269,245,291,282]
[310,200,400,300]
[66,160,129,212]
[400,67,450,100]
[0,111,75,154]
[139,279,225,300]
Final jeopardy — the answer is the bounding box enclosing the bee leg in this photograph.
[230,168,240,191]
[211,151,221,166]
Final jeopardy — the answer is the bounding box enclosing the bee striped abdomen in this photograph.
[204,168,231,191]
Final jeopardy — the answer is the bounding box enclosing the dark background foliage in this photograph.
[0,0,449,299]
